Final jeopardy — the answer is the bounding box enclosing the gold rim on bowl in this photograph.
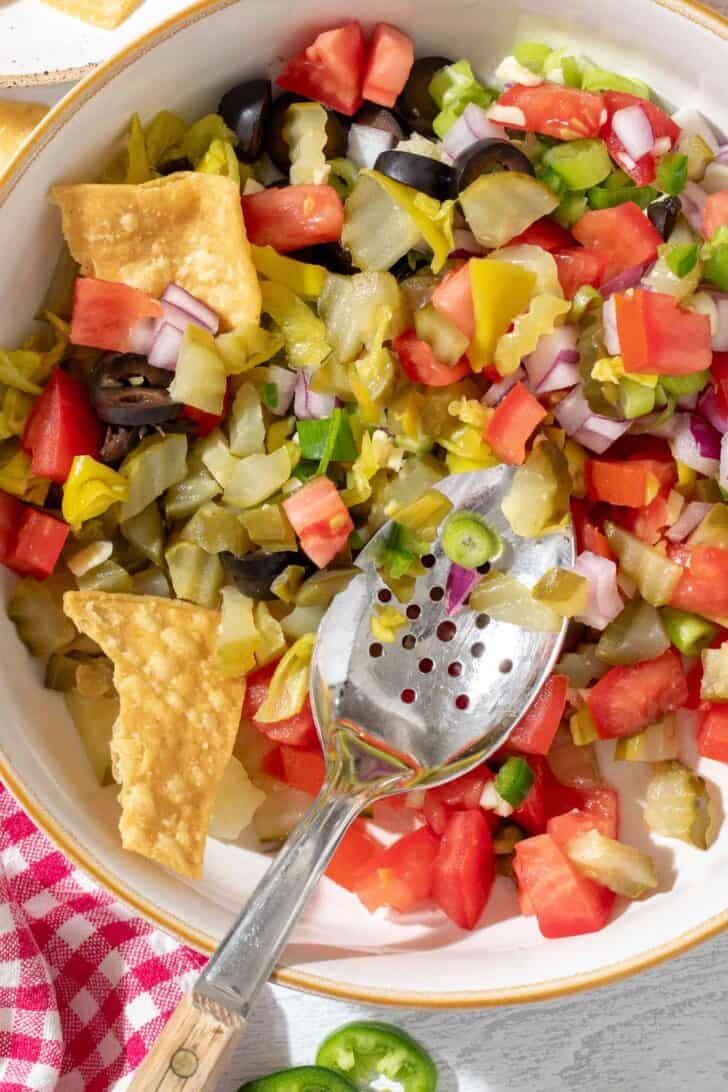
[1,0,727,1008]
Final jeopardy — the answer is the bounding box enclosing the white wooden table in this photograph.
[4,6,728,1087]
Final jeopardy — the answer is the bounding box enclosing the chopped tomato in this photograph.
[668,544,728,622]
[514,834,615,938]
[572,203,662,283]
[355,826,440,913]
[615,290,712,376]
[70,277,162,355]
[432,810,495,930]
[616,489,672,544]
[506,675,569,756]
[697,704,728,763]
[22,369,102,484]
[601,92,679,185]
[549,786,619,842]
[243,661,318,747]
[242,185,344,253]
[586,649,688,739]
[361,23,414,108]
[510,218,574,251]
[422,767,495,836]
[278,745,325,796]
[276,22,366,115]
[485,382,546,465]
[5,508,69,581]
[548,809,608,845]
[702,190,728,241]
[712,352,728,415]
[553,247,606,299]
[0,491,22,564]
[512,856,535,915]
[496,85,604,141]
[325,820,381,891]
[283,476,353,569]
[511,755,582,835]
[431,263,475,340]
[586,457,665,507]
[393,330,472,387]
[571,499,613,560]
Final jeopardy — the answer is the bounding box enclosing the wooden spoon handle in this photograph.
[128,994,245,1091]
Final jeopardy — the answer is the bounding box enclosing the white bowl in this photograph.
[1,0,728,1008]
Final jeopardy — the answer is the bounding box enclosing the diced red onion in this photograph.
[600,264,646,299]
[159,299,213,336]
[721,432,728,492]
[267,364,297,416]
[449,228,487,258]
[611,106,654,162]
[442,103,506,159]
[601,295,621,356]
[347,123,395,169]
[699,387,728,433]
[671,413,720,474]
[665,500,712,542]
[677,391,699,411]
[294,369,335,420]
[714,144,728,165]
[482,367,524,407]
[446,564,481,615]
[161,283,219,334]
[147,322,183,370]
[630,410,680,439]
[126,318,158,356]
[574,551,623,630]
[554,387,631,453]
[525,326,580,394]
[682,181,708,236]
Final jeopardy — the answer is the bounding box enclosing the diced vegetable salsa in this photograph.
[4,20,728,941]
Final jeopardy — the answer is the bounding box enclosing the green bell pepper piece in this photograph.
[496,756,535,808]
[661,607,717,656]
[656,151,688,196]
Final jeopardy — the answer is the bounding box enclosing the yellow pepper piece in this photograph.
[495,293,570,376]
[675,460,696,498]
[0,443,49,503]
[363,170,453,273]
[469,259,536,371]
[255,633,315,721]
[62,455,129,527]
[252,245,327,300]
[591,355,658,388]
[370,604,407,643]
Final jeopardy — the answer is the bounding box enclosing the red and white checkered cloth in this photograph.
[0,782,206,1091]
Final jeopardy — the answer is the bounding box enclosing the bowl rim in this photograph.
[2,0,728,1009]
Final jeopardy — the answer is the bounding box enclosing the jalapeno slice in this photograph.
[315,1021,437,1092]
[441,510,503,570]
[238,1065,357,1092]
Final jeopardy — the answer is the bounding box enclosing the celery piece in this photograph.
[228,383,265,458]
[78,560,134,594]
[64,691,118,786]
[554,192,588,229]
[198,429,240,490]
[461,172,558,251]
[565,829,657,897]
[587,183,657,210]
[216,585,260,676]
[614,714,680,762]
[605,521,683,606]
[45,653,80,692]
[374,521,426,580]
[120,433,188,521]
[120,502,164,568]
[181,501,248,556]
[342,174,422,273]
[596,599,670,666]
[532,568,589,618]
[700,643,728,701]
[165,541,223,607]
[209,756,266,841]
[254,601,287,666]
[7,576,76,656]
[501,438,571,538]
[241,504,297,552]
[215,323,284,375]
[169,325,227,415]
[414,304,470,366]
[469,571,561,632]
[295,567,358,608]
[514,41,553,74]
[224,447,291,509]
[619,377,656,419]
[281,604,325,640]
[644,761,714,849]
[261,281,330,371]
[661,606,716,656]
[543,139,611,191]
[255,634,315,722]
[569,705,599,746]
[327,157,359,199]
[132,566,172,598]
[581,67,651,99]
[251,245,326,300]
[561,56,582,88]
[282,102,330,186]
[428,60,496,138]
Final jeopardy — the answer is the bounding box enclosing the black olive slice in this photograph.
[218,78,272,163]
[267,92,349,173]
[287,242,359,275]
[157,156,194,176]
[396,56,452,137]
[92,387,182,427]
[647,195,682,241]
[452,139,536,193]
[352,104,405,143]
[94,353,174,389]
[222,550,308,600]
[374,150,455,201]
[99,425,141,466]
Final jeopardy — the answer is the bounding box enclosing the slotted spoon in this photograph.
[131,466,573,1090]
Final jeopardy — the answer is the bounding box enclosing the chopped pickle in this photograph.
[228,383,265,458]
[77,560,134,593]
[370,604,407,644]
[661,606,717,656]
[168,325,227,415]
[120,502,164,568]
[501,438,571,538]
[644,761,714,849]
[596,599,670,665]
[565,829,658,898]
[241,504,297,552]
[614,714,680,762]
[700,643,728,702]
[270,564,306,604]
[224,447,291,509]
[75,658,114,699]
[7,575,76,656]
[260,281,330,370]
[45,653,80,692]
[459,172,558,250]
[556,643,609,688]
[180,501,249,556]
[253,601,288,666]
[532,569,589,618]
[295,567,358,608]
[216,585,260,676]
[319,272,405,365]
[165,541,223,607]
[281,604,325,640]
[605,522,682,606]
[282,102,330,186]
[120,433,188,521]
[687,503,728,548]
[132,566,172,598]
[255,634,315,722]
[414,304,470,366]
[64,691,119,786]
[393,489,452,543]
[164,457,220,522]
[343,173,422,274]
[469,571,561,632]
[569,704,598,745]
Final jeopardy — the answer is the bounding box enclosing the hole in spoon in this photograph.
[448,661,462,677]
[378,588,392,604]
[421,554,436,569]
[430,586,444,602]
[455,694,470,711]
[419,657,434,673]
[475,613,490,629]
[402,634,416,650]
[437,620,456,642]
[406,604,421,620]
[369,643,383,658]
[499,658,513,674]
[471,642,485,658]
[400,688,416,704]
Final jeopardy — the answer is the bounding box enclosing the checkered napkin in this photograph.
[0,783,206,1091]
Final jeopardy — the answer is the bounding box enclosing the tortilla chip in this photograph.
[40,0,143,29]
[0,101,49,174]
[63,591,245,879]
[51,173,261,331]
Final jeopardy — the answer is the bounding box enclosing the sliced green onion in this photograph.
[496,757,534,808]
[296,410,357,467]
[441,510,502,570]
[661,606,717,656]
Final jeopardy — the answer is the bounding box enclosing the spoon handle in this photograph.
[129,781,369,1091]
